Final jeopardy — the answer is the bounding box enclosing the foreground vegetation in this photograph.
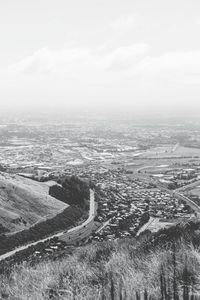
[1,221,200,299]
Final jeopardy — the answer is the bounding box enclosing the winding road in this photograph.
[0,189,95,262]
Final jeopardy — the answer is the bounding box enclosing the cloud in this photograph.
[136,50,200,85]
[195,18,200,25]
[109,15,138,31]
[7,43,150,77]
[10,47,92,75]
[1,43,200,113]
[102,44,150,71]
[4,45,200,88]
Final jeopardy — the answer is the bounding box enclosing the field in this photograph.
[141,145,200,159]
[122,145,200,178]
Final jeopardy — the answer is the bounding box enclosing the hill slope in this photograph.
[1,221,200,299]
[0,172,68,233]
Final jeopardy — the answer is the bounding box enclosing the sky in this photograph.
[1,0,200,117]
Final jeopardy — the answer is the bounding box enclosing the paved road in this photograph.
[157,183,200,215]
[136,217,155,236]
[95,218,112,234]
[60,189,95,238]
[176,180,200,192]
[173,191,200,215]
[0,189,95,262]
[172,143,179,152]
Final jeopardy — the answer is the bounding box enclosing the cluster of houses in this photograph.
[147,190,192,219]
[80,168,193,241]
[31,239,71,261]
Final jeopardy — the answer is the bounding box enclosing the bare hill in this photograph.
[0,173,68,233]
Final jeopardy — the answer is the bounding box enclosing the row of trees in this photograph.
[0,175,90,256]
[50,175,90,207]
[0,205,84,256]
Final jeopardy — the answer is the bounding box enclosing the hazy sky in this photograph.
[1,0,200,116]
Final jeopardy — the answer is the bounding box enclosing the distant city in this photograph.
[0,116,200,245]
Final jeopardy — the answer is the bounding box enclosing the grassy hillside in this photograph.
[1,221,200,299]
[0,172,68,233]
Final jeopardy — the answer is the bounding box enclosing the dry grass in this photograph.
[1,239,200,299]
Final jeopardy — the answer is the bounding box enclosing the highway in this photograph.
[176,180,200,192]
[59,189,97,243]
[156,180,200,214]
[0,189,95,262]
[1,181,199,262]
[173,191,200,215]
[64,189,95,234]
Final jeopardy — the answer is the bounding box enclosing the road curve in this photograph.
[0,189,95,262]
[157,183,200,215]
[174,191,200,214]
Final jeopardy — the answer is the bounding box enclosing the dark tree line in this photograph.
[49,175,90,207]
[0,205,84,256]
[0,176,90,256]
